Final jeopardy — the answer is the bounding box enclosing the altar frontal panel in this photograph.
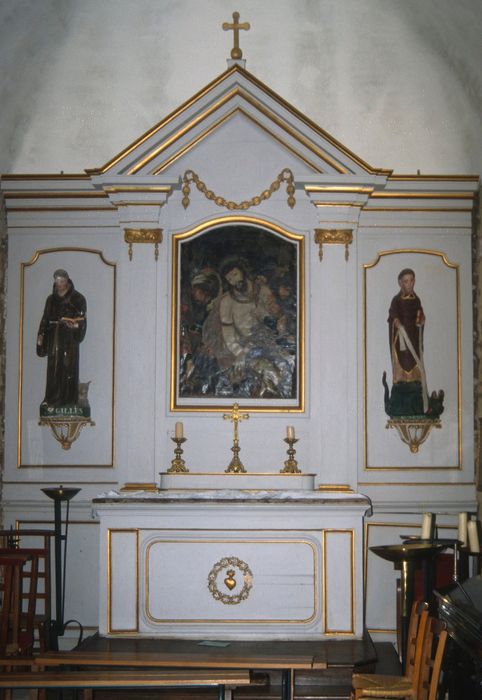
[143,537,316,625]
[105,522,361,639]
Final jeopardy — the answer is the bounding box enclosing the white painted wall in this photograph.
[1,0,481,177]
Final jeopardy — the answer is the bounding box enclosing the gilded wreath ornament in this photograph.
[207,556,253,605]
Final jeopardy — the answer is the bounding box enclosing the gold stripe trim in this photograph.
[152,106,322,175]
[104,186,172,193]
[131,89,347,176]
[18,248,116,469]
[364,207,472,213]
[89,65,387,176]
[231,67,389,175]
[108,529,139,634]
[388,174,479,182]
[8,206,116,212]
[322,530,355,635]
[128,89,242,174]
[359,481,475,486]
[317,484,354,492]
[371,191,475,200]
[306,186,373,194]
[88,67,240,174]
[4,191,107,199]
[1,174,90,181]
[313,202,363,208]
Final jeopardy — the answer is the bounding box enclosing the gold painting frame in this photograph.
[170,216,304,412]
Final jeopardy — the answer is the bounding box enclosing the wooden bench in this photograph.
[36,648,319,699]
[0,667,251,700]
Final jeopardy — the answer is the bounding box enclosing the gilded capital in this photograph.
[314,228,353,261]
[124,228,163,261]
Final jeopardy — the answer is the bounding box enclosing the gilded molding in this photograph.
[108,529,139,633]
[181,168,295,211]
[314,229,353,261]
[152,106,322,175]
[18,247,116,469]
[124,228,163,261]
[120,482,158,492]
[317,484,354,492]
[87,65,390,177]
[322,529,355,635]
[144,537,317,624]
[363,249,461,471]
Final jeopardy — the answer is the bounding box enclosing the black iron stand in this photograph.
[41,485,83,650]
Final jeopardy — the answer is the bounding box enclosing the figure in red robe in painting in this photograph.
[383,268,444,417]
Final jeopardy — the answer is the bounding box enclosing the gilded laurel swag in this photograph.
[182,168,296,211]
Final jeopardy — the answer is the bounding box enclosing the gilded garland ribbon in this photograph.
[182,168,296,210]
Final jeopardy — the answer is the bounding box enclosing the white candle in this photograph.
[467,520,480,553]
[175,421,183,439]
[458,512,468,547]
[286,426,295,440]
[421,513,433,540]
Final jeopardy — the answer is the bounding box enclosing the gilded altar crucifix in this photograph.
[223,402,250,473]
[222,11,250,61]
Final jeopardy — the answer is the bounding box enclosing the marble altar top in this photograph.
[93,488,371,506]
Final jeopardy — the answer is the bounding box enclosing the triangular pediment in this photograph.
[87,65,389,179]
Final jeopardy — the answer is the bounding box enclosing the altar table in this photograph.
[93,489,370,641]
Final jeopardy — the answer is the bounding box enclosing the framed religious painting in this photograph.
[18,248,116,467]
[170,219,304,411]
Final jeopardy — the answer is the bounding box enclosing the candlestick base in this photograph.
[167,437,189,473]
[280,437,301,474]
[225,440,246,473]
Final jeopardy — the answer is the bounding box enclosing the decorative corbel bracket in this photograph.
[124,228,163,261]
[39,417,95,450]
[386,418,441,453]
[314,228,353,261]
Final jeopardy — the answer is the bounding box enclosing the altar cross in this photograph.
[223,403,250,473]
[222,11,250,61]
[223,402,249,443]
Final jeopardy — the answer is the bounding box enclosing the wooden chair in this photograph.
[351,601,429,699]
[417,617,448,700]
[0,542,49,700]
[351,613,447,700]
[0,530,53,653]
[0,551,37,657]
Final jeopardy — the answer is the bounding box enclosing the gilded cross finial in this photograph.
[223,402,250,473]
[222,11,250,60]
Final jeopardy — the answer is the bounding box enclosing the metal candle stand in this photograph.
[167,437,188,473]
[280,437,301,474]
[41,485,83,649]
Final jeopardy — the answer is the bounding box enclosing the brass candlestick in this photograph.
[280,437,301,474]
[227,438,246,473]
[167,437,189,473]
